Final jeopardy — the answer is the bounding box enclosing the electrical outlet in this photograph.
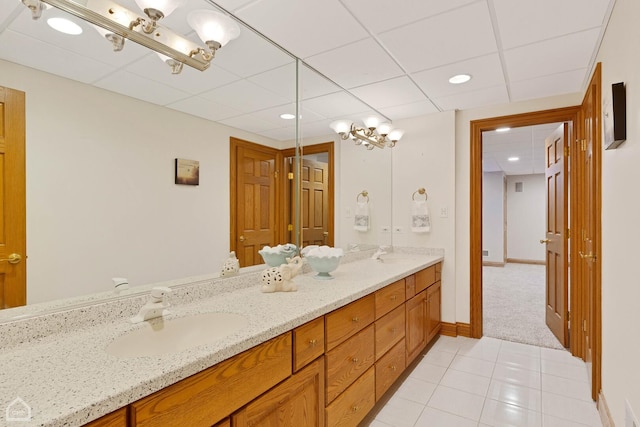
[381,226,391,233]
[440,207,448,218]
[393,226,404,233]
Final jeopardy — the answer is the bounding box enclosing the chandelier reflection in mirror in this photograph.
[330,117,404,150]
[21,0,241,74]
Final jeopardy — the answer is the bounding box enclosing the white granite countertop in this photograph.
[0,253,442,426]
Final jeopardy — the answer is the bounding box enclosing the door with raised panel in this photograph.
[543,123,569,347]
[405,291,427,364]
[0,86,26,309]
[301,157,329,247]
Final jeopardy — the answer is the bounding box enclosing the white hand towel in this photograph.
[354,201,370,232]
[411,200,431,233]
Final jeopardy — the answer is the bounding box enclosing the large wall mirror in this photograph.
[0,0,392,318]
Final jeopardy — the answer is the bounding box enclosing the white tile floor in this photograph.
[364,336,602,427]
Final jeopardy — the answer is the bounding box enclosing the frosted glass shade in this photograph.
[363,116,380,129]
[377,122,392,135]
[134,0,187,17]
[388,129,404,141]
[188,10,241,47]
[329,120,351,134]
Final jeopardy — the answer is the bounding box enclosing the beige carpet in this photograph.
[483,263,565,350]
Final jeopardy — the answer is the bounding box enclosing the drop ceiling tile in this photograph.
[0,29,116,83]
[259,126,297,141]
[482,158,501,173]
[299,120,336,140]
[251,102,326,125]
[305,38,404,89]
[94,70,190,105]
[433,84,509,111]
[341,0,478,34]
[301,91,372,120]
[300,65,342,100]
[378,2,497,73]
[235,0,368,58]
[510,69,587,102]
[200,79,290,113]
[412,54,506,98]
[378,99,439,120]
[220,114,280,133]
[166,95,243,122]
[247,64,297,101]
[0,2,22,27]
[212,25,294,78]
[212,0,258,13]
[349,76,427,109]
[493,0,612,50]
[125,55,242,95]
[504,29,599,82]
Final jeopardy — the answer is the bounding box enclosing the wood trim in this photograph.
[482,261,505,267]
[597,391,615,427]
[439,322,456,337]
[506,258,545,265]
[470,106,580,340]
[438,322,472,338]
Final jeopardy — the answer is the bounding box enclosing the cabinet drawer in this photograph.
[84,407,127,427]
[375,279,405,319]
[405,274,416,299]
[435,262,442,282]
[415,265,436,294]
[375,305,405,360]
[130,334,292,427]
[375,338,406,401]
[293,317,325,372]
[325,294,374,351]
[325,366,375,427]
[325,325,374,404]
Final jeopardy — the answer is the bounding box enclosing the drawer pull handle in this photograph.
[352,357,359,363]
[352,316,359,322]
[309,339,317,346]
[390,365,397,371]
[391,295,397,301]
[352,405,360,412]
[390,327,396,334]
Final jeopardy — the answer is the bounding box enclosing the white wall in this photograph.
[595,0,640,424]
[506,174,545,262]
[454,92,582,323]
[391,111,456,323]
[482,172,505,263]
[0,59,280,304]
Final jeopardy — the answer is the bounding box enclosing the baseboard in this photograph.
[483,261,505,267]
[440,322,472,338]
[506,258,545,265]
[598,391,615,427]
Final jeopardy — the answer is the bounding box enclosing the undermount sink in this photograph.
[106,312,249,358]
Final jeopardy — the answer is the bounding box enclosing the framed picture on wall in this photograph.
[175,158,200,185]
[603,82,626,150]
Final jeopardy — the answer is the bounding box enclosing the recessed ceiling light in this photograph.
[508,157,519,162]
[496,127,511,133]
[47,17,83,35]
[448,74,471,84]
[280,113,295,120]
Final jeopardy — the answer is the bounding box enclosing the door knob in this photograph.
[579,251,597,260]
[540,239,551,244]
[239,235,246,242]
[0,253,22,264]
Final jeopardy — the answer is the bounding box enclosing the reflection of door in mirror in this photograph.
[0,86,27,308]
[284,142,334,249]
[230,138,282,267]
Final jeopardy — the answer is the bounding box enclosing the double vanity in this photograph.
[0,249,443,426]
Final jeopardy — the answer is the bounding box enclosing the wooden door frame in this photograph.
[469,107,580,350]
[229,137,284,258]
[282,141,335,248]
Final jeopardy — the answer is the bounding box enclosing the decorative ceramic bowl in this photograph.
[302,246,344,280]
[258,244,297,267]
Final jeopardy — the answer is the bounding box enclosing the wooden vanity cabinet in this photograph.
[325,294,375,351]
[293,317,325,372]
[426,281,442,343]
[405,290,428,365]
[232,357,325,427]
[325,366,375,427]
[214,419,230,427]
[84,407,127,427]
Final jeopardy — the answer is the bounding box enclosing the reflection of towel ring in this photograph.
[412,187,428,201]
[357,190,369,203]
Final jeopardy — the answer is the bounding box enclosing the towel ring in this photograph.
[412,188,428,201]
[357,190,369,203]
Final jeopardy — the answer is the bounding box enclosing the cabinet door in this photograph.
[426,281,441,344]
[83,407,127,427]
[232,357,324,427]
[405,291,427,365]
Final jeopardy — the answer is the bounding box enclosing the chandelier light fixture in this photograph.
[20,0,241,74]
[330,117,404,150]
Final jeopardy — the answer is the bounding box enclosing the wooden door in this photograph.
[543,123,569,346]
[0,86,26,309]
[232,357,324,427]
[301,158,329,247]
[231,139,279,267]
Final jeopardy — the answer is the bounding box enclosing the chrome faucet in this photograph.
[130,286,172,323]
[371,246,389,261]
